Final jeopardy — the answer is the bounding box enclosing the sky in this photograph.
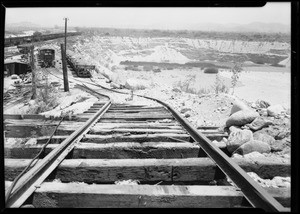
[5,2,291,30]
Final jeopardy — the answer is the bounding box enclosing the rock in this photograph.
[230,99,250,115]
[272,176,291,188]
[270,139,290,152]
[228,125,241,134]
[253,132,275,145]
[245,116,273,131]
[110,82,121,89]
[153,68,161,73]
[226,110,259,127]
[180,108,191,114]
[21,204,35,208]
[255,99,271,108]
[211,140,227,148]
[124,78,149,90]
[172,88,181,93]
[28,100,36,106]
[259,108,268,117]
[233,140,271,155]
[255,126,290,141]
[11,74,19,79]
[196,119,205,128]
[226,129,253,153]
[184,113,191,118]
[267,104,286,117]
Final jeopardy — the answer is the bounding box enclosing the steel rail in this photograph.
[84,80,288,212]
[47,68,288,211]
[5,92,111,208]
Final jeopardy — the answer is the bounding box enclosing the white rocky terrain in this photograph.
[4,31,291,189]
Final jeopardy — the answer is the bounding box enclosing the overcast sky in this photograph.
[5,2,291,30]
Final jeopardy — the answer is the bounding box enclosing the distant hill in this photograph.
[5,21,290,34]
[187,22,290,33]
[5,21,42,31]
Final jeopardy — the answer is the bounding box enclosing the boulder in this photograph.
[245,116,273,131]
[253,132,275,145]
[172,87,181,93]
[269,138,290,152]
[180,108,191,114]
[233,140,271,155]
[228,125,241,134]
[184,113,191,118]
[226,129,253,153]
[110,82,121,89]
[267,104,286,117]
[226,110,259,127]
[254,126,290,140]
[124,78,149,90]
[204,67,218,74]
[95,64,114,80]
[230,99,250,115]
[255,99,271,109]
[211,140,227,148]
[259,108,268,117]
[11,74,19,80]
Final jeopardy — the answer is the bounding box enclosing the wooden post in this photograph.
[30,45,36,99]
[64,18,68,56]
[60,44,69,92]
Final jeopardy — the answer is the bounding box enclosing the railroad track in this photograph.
[4,69,290,210]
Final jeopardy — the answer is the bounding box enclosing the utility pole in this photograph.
[63,18,68,57]
[61,44,69,92]
[30,45,36,99]
[62,17,69,92]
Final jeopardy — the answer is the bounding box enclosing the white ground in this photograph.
[219,68,290,106]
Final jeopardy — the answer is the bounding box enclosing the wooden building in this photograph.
[4,59,31,77]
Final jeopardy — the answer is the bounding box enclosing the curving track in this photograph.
[4,68,290,211]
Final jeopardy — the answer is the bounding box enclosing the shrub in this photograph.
[231,62,243,95]
[27,72,59,114]
[153,68,161,73]
[143,65,153,71]
[204,67,218,74]
[173,74,211,95]
[213,73,229,94]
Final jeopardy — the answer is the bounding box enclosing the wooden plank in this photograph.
[4,158,212,183]
[97,119,176,123]
[4,119,84,126]
[4,142,201,159]
[32,182,245,208]
[77,113,174,118]
[82,133,191,143]
[4,122,82,138]
[103,112,173,116]
[3,114,46,120]
[93,122,182,129]
[4,181,289,208]
[29,182,289,208]
[33,133,223,144]
[89,128,186,135]
[3,114,76,121]
[106,109,169,113]
[4,155,290,181]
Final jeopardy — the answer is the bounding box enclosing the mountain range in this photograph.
[6,21,290,34]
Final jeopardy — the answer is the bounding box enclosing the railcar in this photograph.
[38,46,56,68]
[66,50,95,78]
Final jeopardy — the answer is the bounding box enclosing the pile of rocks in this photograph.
[223,99,290,156]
